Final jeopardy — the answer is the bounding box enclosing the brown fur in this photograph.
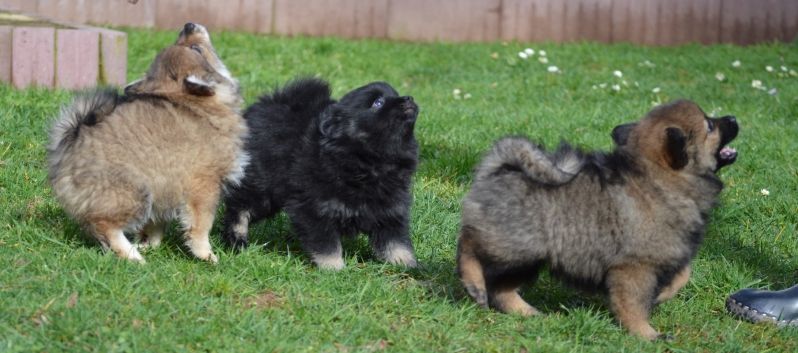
[47,23,248,264]
[457,100,738,341]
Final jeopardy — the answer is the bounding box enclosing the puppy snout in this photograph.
[402,96,414,102]
[183,23,196,33]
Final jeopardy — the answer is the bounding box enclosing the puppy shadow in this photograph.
[703,208,798,288]
[417,258,607,317]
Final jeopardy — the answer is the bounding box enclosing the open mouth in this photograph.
[717,146,738,169]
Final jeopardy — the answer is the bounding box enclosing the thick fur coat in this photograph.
[457,100,739,340]
[222,78,420,270]
[47,23,247,263]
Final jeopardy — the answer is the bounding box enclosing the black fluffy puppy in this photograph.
[222,77,420,270]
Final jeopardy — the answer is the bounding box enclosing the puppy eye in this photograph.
[706,120,715,133]
[372,98,385,108]
[190,45,202,54]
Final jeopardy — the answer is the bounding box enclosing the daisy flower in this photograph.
[766,66,773,72]
[547,66,558,73]
[538,57,548,64]
[652,87,661,93]
[751,80,765,90]
[761,189,770,196]
[611,84,621,91]
[463,93,472,99]
[538,50,546,56]
[715,72,725,81]
[490,52,498,59]
[524,48,534,55]
[781,66,788,72]
[613,70,623,78]
[732,60,741,67]
[518,52,528,59]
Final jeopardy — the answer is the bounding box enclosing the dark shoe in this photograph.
[726,284,798,326]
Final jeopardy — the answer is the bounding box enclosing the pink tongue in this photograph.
[719,147,737,159]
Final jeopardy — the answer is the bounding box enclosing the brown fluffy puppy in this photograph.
[457,100,738,341]
[47,23,248,264]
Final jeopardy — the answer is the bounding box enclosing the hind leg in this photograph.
[91,221,145,263]
[606,265,663,341]
[457,229,488,307]
[221,207,252,250]
[486,266,543,316]
[180,179,222,263]
[655,264,691,305]
[135,220,167,249]
[221,188,270,250]
[365,216,417,267]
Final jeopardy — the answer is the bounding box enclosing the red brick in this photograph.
[56,29,99,89]
[12,27,55,89]
[0,26,11,84]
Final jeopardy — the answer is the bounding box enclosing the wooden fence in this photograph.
[1,0,795,45]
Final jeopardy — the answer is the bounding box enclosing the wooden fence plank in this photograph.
[0,0,795,46]
[780,0,798,43]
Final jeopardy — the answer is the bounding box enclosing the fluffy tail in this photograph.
[48,87,120,153]
[270,76,333,111]
[475,136,583,185]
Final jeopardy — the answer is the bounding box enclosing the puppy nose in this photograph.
[184,23,195,33]
[402,96,414,102]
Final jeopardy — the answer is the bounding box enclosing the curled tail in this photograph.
[47,88,120,182]
[48,87,120,153]
[475,136,583,185]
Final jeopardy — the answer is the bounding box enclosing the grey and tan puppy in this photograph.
[457,100,738,341]
[47,23,248,263]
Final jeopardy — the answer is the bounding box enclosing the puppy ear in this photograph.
[123,79,144,95]
[183,75,216,96]
[611,122,636,146]
[664,127,688,170]
[319,108,340,136]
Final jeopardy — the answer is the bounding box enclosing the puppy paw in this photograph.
[205,253,219,264]
[656,334,675,342]
[314,255,345,271]
[383,245,418,267]
[118,247,146,264]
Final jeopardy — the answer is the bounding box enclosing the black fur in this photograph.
[221,77,420,269]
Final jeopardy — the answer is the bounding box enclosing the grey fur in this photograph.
[457,99,739,341]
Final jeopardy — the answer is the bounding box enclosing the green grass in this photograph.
[1,27,797,352]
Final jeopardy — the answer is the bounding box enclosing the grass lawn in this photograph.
[1,27,797,352]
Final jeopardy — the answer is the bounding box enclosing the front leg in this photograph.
[288,209,345,270]
[606,265,664,341]
[364,216,417,268]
